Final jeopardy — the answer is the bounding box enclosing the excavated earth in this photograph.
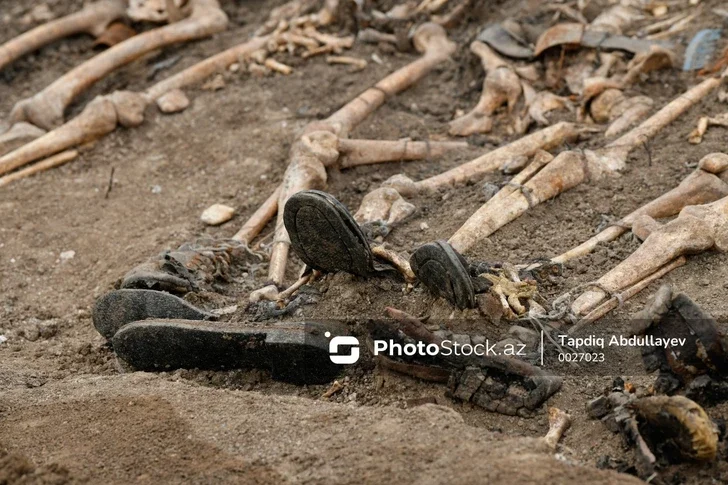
[1,0,727,483]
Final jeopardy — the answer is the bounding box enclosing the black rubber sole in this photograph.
[284,190,375,277]
[93,289,216,339]
[410,241,475,310]
[112,320,346,384]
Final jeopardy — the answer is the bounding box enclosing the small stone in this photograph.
[507,325,539,348]
[453,367,485,401]
[38,321,58,339]
[156,89,190,114]
[587,395,611,419]
[31,4,54,22]
[60,250,75,262]
[501,155,529,174]
[22,324,40,342]
[0,335,6,344]
[151,185,162,194]
[652,4,667,16]
[200,203,235,226]
[451,333,471,347]
[202,74,225,91]
[419,222,429,231]
[229,63,240,72]
[482,182,500,201]
[432,330,451,341]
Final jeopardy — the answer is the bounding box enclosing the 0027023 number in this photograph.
[557,352,605,363]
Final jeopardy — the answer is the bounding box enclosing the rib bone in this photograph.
[8,0,228,131]
[0,0,127,72]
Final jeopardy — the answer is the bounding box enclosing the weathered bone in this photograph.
[0,0,127,72]
[543,407,572,451]
[0,149,77,188]
[585,46,675,133]
[569,256,686,334]
[350,122,589,229]
[8,0,228,131]
[0,35,270,178]
[526,91,571,127]
[446,77,721,254]
[401,122,588,195]
[338,138,467,168]
[571,195,728,316]
[689,112,728,144]
[128,0,190,23]
[449,41,521,136]
[266,23,456,285]
[604,96,653,138]
[0,122,46,157]
[353,188,416,228]
[552,153,728,265]
[233,185,281,245]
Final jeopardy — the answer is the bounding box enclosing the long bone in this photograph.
[265,23,457,285]
[448,41,521,137]
[552,153,728,264]
[0,0,344,184]
[0,35,270,178]
[338,138,468,168]
[688,112,728,144]
[0,0,127,72]
[348,122,590,232]
[446,76,721,254]
[7,0,228,131]
[584,46,675,137]
[570,195,728,316]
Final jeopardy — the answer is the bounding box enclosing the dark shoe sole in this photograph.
[410,241,475,310]
[111,320,347,384]
[284,190,375,277]
[93,289,216,339]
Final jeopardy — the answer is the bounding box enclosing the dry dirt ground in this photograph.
[1,0,727,483]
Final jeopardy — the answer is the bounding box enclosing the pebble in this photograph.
[60,250,75,262]
[0,335,6,344]
[202,74,225,91]
[482,182,499,201]
[151,185,162,194]
[419,222,429,231]
[229,63,240,73]
[200,203,235,226]
[507,325,539,347]
[156,89,190,114]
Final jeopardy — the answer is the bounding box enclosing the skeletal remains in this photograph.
[3,0,727,473]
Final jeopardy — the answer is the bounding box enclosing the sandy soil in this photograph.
[1,0,727,483]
